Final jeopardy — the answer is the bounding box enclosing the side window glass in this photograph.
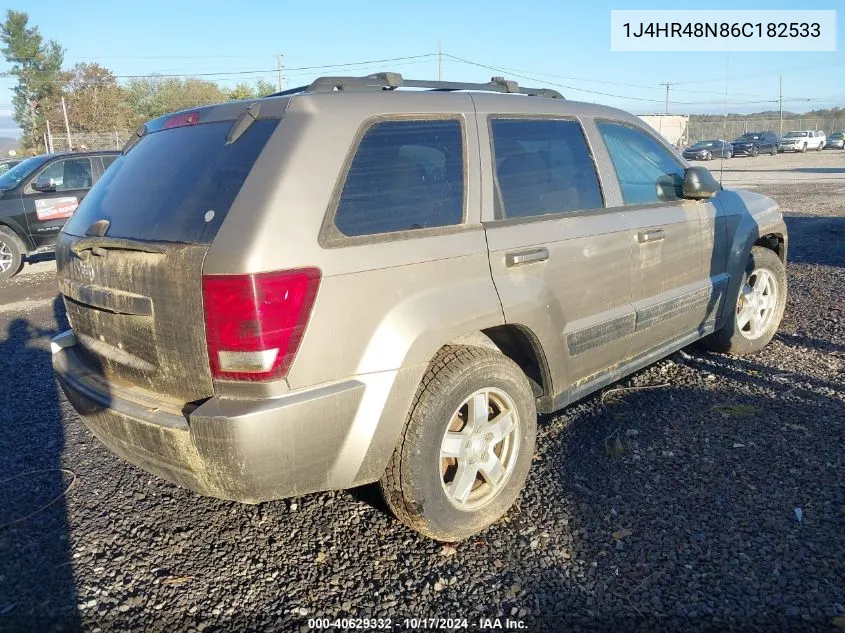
[597,121,685,205]
[490,118,603,219]
[101,155,117,170]
[32,158,93,192]
[334,119,464,237]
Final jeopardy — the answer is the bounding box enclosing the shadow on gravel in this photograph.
[522,376,845,631]
[782,216,845,268]
[0,297,80,631]
[24,252,56,267]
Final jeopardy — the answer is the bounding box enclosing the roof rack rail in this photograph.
[268,72,563,99]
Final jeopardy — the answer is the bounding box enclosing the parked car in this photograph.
[824,131,844,149]
[0,158,21,175]
[730,131,779,156]
[0,150,119,279]
[780,130,825,152]
[682,139,732,160]
[51,73,788,541]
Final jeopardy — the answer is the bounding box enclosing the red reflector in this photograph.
[202,269,321,382]
[163,111,201,129]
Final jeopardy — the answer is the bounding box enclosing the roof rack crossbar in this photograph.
[302,72,563,99]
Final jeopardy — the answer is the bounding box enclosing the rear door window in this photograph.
[490,118,603,219]
[63,119,279,243]
[597,121,685,205]
[333,119,464,237]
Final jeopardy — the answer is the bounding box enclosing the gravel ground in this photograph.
[0,160,842,632]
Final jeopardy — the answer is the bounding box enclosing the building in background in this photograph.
[638,114,690,148]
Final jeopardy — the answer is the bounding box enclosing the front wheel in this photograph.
[380,345,537,542]
[751,146,759,157]
[0,228,24,280]
[801,143,807,153]
[702,246,787,355]
[704,151,712,161]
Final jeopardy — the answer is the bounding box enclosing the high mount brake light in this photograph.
[202,269,321,382]
[163,111,201,129]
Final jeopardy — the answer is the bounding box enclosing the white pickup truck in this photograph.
[779,130,826,152]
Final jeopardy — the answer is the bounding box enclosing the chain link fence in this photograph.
[687,117,844,145]
[48,131,133,152]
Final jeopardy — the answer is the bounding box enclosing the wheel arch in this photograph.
[0,219,32,253]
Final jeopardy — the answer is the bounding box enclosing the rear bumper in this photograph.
[52,331,369,503]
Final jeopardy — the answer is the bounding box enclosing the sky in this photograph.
[1,0,843,136]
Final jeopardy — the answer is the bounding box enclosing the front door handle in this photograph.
[637,229,665,244]
[505,247,549,267]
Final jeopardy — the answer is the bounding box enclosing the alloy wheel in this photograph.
[439,388,521,510]
[736,268,778,340]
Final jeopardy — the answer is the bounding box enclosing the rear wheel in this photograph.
[702,246,786,355]
[770,146,777,155]
[380,345,537,542]
[0,228,23,280]
[817,142,824,151]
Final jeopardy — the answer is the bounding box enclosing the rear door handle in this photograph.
[505,247,549,267]
[637,229,665,244]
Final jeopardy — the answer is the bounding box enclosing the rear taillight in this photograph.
[202,269,321,382]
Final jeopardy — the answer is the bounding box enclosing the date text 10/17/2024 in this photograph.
[307,618,527,630]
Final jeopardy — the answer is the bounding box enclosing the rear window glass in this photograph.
[333,119,464,237]
[63,119,278,243]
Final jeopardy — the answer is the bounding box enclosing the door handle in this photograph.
[505,247,549,267]
[637,229,665,244]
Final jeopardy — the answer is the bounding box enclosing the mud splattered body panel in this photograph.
[55,233,212,403]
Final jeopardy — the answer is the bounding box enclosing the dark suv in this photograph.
[730,131,779,157]
[0,150,119,278]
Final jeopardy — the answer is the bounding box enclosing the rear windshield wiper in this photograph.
[226,102,261,145]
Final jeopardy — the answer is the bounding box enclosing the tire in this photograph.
[704,151,712,161]
[0,227,24,281]
[751,146,759,157]
[380,345,537,542]
[817,143,824,151]
[770,146,777,155]
[702,246,787,356]
[801,143,807,153]
[725,151,732,159]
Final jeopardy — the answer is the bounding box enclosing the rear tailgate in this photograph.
[57,107,281,403]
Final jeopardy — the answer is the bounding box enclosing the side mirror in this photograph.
[33,177,57,192]
[682,166,721,200]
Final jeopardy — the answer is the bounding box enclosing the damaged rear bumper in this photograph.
[52,330,365,503]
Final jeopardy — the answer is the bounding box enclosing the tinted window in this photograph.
[490,119,603,219]
[334,119,464,237]
[597,121,685,205]
[64,119,278,243]
[101,155,117,170]
[33,157,93,192]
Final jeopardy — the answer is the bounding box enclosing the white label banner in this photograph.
[611,10,836,52]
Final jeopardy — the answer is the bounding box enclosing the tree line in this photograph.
[1,10,275,150]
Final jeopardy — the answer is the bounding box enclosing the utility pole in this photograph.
[438,40,443,81]
[61,96,73,151]
[778,75,783,139]
[45,118,53,153]
[276,53,284,92]
[660,82,672,114]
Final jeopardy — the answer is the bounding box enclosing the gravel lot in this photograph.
[0,152,843,632]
